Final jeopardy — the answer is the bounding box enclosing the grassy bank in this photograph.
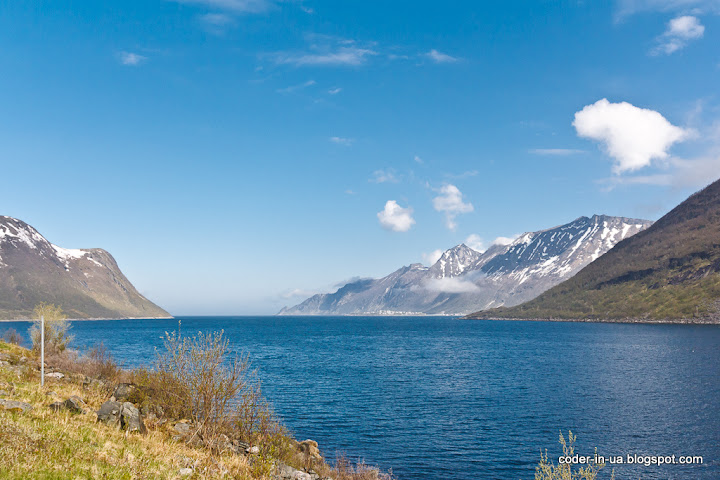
[0,339,392,480]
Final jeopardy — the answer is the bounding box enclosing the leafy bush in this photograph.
[28,303,73,354]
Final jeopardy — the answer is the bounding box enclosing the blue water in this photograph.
[3,316,719,480]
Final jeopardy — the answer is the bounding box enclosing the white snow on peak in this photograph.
[52,244,88,261]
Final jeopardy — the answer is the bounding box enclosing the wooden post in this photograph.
[41,315,44,387]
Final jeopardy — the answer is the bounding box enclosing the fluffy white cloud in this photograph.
[432,184,474,230]
[573,99,690,174]
[118,51,147,66]
[424,277,479,293]
[493,235,518,246]
[465,234,485,252]
[652,15,705,55]
[328,87,342,95]
[280,288,318,299]
[377,200,415,232]
[422,249,443,266]
[426,49,460,63]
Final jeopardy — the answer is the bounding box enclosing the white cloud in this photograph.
[328,87,342,95]
[600,155,720,189]
[370,169,399,183]
[573,98,691,174]
[413,155,424,164]
[377,200,415,232]
[422,249,443,266]
[424,277,480,293]
[274,46,377,67]
[652,15,705,55]
[280,288,318,299]
[493,235,519,246]
[616,0,720,18]
[426,49,460,63]
[465,234,485,252]
[118,51,147,66]
[276,79,316,94]
[172,0,273,13]
[529,148,586,155]
[330,136,354,146]
[432,184,474,230]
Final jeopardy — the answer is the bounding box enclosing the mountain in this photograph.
[280,214,652,316]
[466,179,720,322]
[0,216,171,320]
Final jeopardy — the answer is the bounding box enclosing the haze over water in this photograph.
[4,316,719,480]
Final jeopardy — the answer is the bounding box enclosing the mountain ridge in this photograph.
[0,216,171,320]
[465,179,720,322]
[280,214,652,316]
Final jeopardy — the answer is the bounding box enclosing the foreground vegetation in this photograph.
[0,316,394,480]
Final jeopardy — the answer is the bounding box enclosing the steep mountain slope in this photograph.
[280,215,652,316]
[0,216,171,319]
[467,179,720,322]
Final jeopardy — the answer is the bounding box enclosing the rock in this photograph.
[276,463,313,480]
[119,402,146,434]
[0,399,33,413]
[46,372,64,379]
[111,383,137,402]
[97,400,123,425]
[298,440,322,461]
[247,445,260,455]
[179,467,193,476]
[45,391,57,397]
[172,420,192,436]
[0,390,8,397]
[66,396,87,413]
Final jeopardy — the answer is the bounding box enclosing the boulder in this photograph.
[0,399,33,413]
[46,372,64,379]
[111,383,137,402]
[179,467,193,476]
[119,402,146,434]
[97,400,123,425]
[298,440,322,461]
[50,396,87,414]
[96,400,146,434]
[276,463,313,480]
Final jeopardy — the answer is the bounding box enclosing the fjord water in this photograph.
[5,316,719,480]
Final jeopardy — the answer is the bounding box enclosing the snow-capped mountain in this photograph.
[279,215,653,316]
[0,216,171,319]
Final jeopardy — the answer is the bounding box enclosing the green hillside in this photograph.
[466,178,720,323]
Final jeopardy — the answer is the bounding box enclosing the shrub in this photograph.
[535,431,611,480]
[29,303,73,354]
[134,330,274,449]
[2,328,23,346]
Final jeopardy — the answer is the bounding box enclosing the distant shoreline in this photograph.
[463,315,720,325]
[0,316,174,323]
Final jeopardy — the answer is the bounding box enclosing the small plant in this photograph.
[28,303,73,354]
[2,328,23,346]
[535,431,612,480]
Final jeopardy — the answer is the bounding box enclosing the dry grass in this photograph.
[0,337,396,480]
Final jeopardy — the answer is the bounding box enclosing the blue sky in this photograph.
[1,0,719,314]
